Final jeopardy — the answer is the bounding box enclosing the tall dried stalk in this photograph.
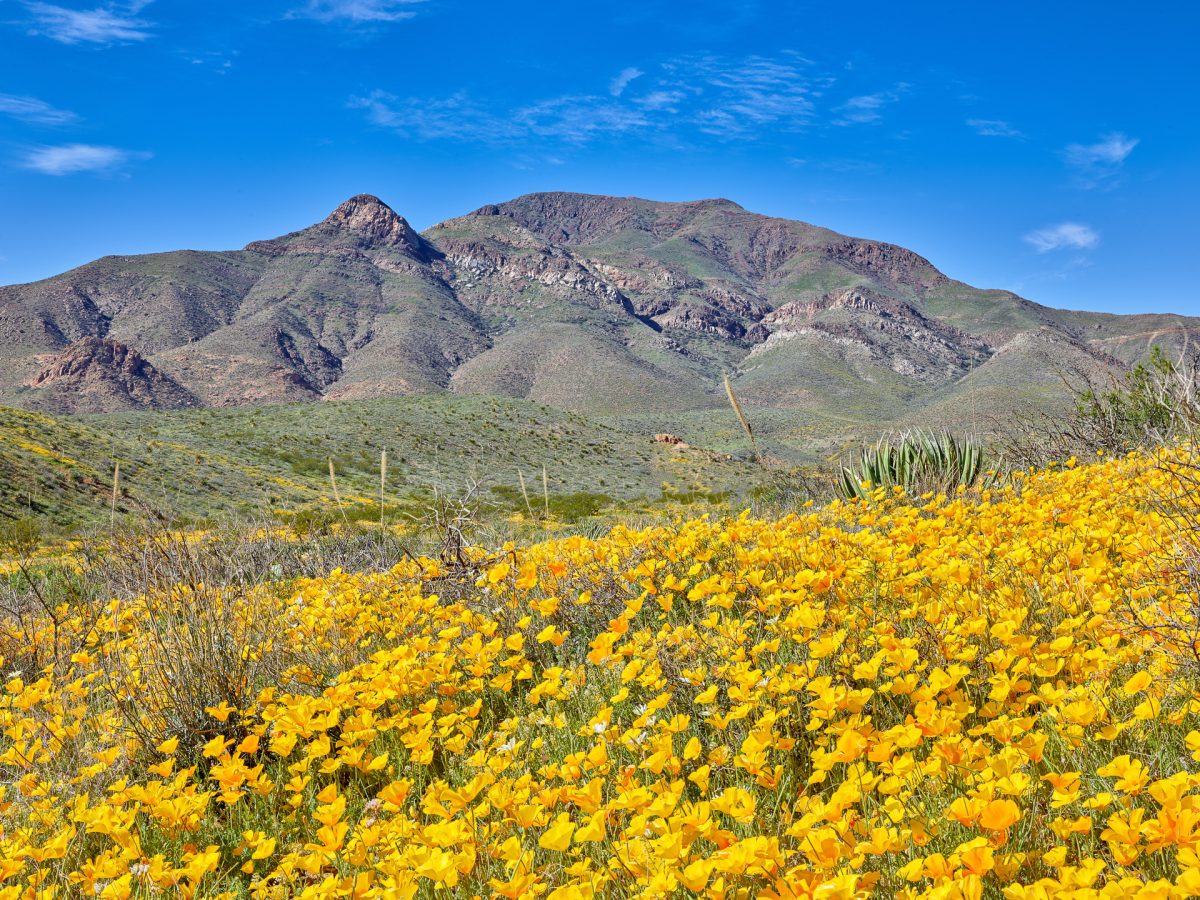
[542,464,550,520]
[380,450,388,532]
[724,374,762,464]
[328,458,348,526]
[110,461,121,533]
[517,470,534,518]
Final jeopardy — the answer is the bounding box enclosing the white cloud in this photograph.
[1062,132,1138,187]
[967,118,1021,138]
[352,53,902,147]
[292,0,424,22]
[348,91,512,141]
[18,143,149,175]
[685,55,821,134]
[0,93,77,125]
[635,89,686,111]
[609,67,643,97]
[515,96,650,142]
[23,1,154,44]
[1023,222,1099,253]
[1064,133,1138,167]
[832,86,905,126]
[834,94,887,125]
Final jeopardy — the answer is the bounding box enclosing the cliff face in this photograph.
[0,191,1194,419]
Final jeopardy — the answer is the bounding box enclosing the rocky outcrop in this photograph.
[274,330,343,392]
[822,239,948,292]
[26,337,198,413]
[654,433,690,449]
[758,287,992,382]
[655,303,747,339]
[441,241,630,310]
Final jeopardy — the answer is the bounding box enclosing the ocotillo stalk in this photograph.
[329,458,348,526]
[517,470,534,518]
[724,374,763,464]
[110,461,120,533]
[380,449,388,531]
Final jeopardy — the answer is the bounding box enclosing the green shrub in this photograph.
[547,492,615,523]
[0,516,42,554]
[1075,347,1200,452]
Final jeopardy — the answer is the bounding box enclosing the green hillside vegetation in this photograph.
[0,395,771,535]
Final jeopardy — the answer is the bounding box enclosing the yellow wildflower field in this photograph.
[3,450,1200,898]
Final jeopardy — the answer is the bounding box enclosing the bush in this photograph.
[1075,347,1200,452]
[1003,347,1200,467]
[0,516,41,554]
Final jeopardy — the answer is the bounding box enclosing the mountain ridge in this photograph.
[0,191,1194,423]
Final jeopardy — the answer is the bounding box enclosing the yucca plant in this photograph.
[837,430,985,501]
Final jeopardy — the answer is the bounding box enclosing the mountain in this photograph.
[1,192,1195,425]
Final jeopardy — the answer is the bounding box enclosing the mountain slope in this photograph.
[0,192,1195,423]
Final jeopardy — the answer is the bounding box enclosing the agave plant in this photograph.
[837,430,985,501]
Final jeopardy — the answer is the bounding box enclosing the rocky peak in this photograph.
[322,194,421,250]
[245,193,426,257]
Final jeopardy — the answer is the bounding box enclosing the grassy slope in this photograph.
[0,395,767,532]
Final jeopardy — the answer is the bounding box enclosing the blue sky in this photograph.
[1,0,1196,315]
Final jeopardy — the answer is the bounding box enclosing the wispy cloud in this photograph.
[18,143,149,175]
[788,156,881,174]
[0,93,77,125]
[23,1,154,44]
[635,89,686,112]
[967,118,1022,138]
[1062,132,1138,188]
[348,91,512,141]
[353,53,897,148]
[1023,222,1099,253]
[515,96,651,142]
[609,67,643,97]
[184,48,237,74]
[291,0,425,23]
[684,54,822,134]
[833,87,905,126]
